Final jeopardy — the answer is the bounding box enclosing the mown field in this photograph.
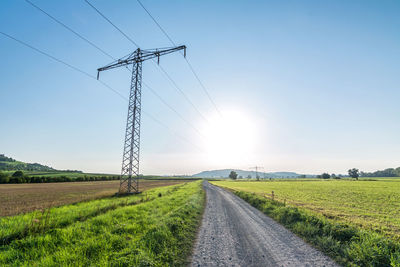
[212,179,400,239]
[0,179,192,216]
[0,181,204,266]
[212,179,400,266]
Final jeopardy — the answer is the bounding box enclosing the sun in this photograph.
[200,108,258,166]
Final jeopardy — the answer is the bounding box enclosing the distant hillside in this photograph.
[192,169,304,179]
[0,154,80,172]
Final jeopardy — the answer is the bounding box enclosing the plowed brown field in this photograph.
[0,180,191,216]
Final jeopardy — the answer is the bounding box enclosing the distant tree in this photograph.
[358,167,399,177]
[321,173,330,179]
[395,167,400,177]
[348,168,359,180]
[247,174,252,179]
[238,175,243,179]
[299,175,306,178]
[0,172,9,183]
[331,173,336,179]
[12,170,24,178]
[229,171,238,180]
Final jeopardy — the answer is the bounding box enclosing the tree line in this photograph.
[360,167,400,177]
[316,168,360,179]
[0,171,119,184]
[228,169,364,180]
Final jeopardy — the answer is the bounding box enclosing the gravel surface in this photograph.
[191,181,339,267]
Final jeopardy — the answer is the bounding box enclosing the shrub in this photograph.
[12,171,24,178]
[0,172,10,183]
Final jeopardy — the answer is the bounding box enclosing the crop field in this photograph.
[212,179,400,240]
[212,179,400,265]
[0,179,191,216]
[0,181,204,266]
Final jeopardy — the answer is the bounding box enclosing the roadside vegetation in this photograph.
[212,180,400,266]
[0,181,204,266]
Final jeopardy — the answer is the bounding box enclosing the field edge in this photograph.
[213,184,400,267]
[0,181,206,266]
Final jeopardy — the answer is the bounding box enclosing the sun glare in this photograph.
[201,108,258,166]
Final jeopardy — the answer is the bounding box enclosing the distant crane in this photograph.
[249,166,264,181]
[97,46,186,194]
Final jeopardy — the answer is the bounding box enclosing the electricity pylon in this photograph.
[97,46,186,194]
[249,166,264,181]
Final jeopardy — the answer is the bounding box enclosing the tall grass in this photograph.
[234,190,400,266]
[0,181,204,266]
[0,182,186,245]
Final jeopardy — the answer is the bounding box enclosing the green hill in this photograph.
[192,169,305,179]
[0,154,58,172]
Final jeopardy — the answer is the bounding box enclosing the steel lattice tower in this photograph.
[97,46,186,194]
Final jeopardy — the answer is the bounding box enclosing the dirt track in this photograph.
[191,181,338,267]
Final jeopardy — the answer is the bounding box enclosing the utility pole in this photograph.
[97,46,186,194]
[249,166,264,181]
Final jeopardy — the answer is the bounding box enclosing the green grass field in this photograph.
[0,181,204,266]
[212,179,400,239]
[212,179,400,266]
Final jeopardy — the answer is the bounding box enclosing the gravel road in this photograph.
[191,181,338,267]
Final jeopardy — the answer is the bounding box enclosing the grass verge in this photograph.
[0,181,204,266]
[0,182,189,245]
[232,190,400,266]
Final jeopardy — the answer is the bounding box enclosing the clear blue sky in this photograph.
[1,0,399,175]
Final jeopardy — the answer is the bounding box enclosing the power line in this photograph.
[0,31,126,100]
[155,64,208,122]
[84,0,209,123]
[142,81,205,139]
[136,0,222,117]
[84,0,140,48]
[0,32,93,80]
[0,31,202,152]
[136,0,175,46]
[24,0,115,61]
[184,58,222,116]
[22,0,205,145]
[141,111,203,152]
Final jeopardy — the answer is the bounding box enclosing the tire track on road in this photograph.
[191,181,338,267]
